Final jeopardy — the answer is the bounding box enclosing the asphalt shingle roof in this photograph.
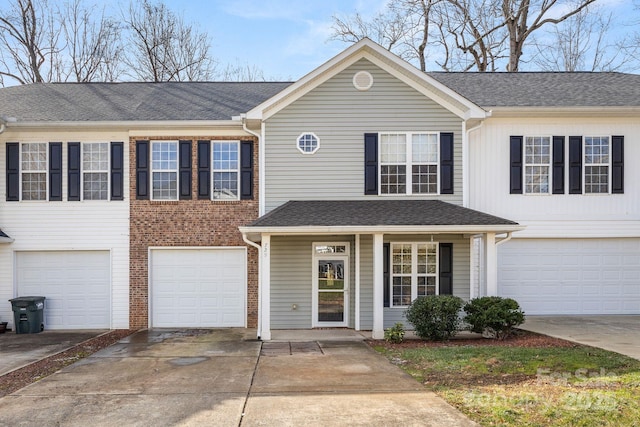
[249,200,518,228]
[428,72,640,108]
[0,82,292,121]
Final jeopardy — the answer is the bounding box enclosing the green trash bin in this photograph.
[9,296,46,334]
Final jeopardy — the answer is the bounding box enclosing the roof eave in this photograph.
[2,119,243,130]
[239,224,525,236]
[487,106,640,118]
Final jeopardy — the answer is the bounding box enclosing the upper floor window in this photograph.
[21,142,47,201]
[584,136,609,194]
[297,133,319,154]
[524,136,551,194]
[380,132,438,195]
[151,141,178,200]
[82,142,109,200]
[212,141,239,200]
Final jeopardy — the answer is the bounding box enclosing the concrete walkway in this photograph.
[520,316,640,360]
[0,329,476,427]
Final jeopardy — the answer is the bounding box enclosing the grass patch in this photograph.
[373,338,640,426]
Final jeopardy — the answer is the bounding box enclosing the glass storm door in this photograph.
[313,244,349,327]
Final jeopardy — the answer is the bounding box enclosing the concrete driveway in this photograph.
[520,316,640,360]
[0,329,475,427]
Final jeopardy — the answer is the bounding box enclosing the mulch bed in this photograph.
[0,329,136,398]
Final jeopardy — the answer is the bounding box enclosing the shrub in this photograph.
[384,322,405,344]
[463,296,525,339]
[404,295,464,341]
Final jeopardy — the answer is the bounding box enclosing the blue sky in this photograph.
[168,0,387,80]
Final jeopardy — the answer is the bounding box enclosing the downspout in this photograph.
[463,120,484,208]
[241,114,264,216]
[242,232,263,339]
[495,232,513,246]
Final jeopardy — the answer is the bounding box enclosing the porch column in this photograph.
[484,232,498,296]
[355,234,361,331]
[260,234,271,340]
[372,233,384,339]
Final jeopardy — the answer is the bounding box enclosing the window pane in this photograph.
[83,143,108,171]
[21,143,47,171]
[152,142,177,170]
[392,276,412,306]
[585,166,609,193]
[152,171,177,200]
[83,172,108,200]
[21,172,46,200]
[525,166,550,194]
[412,165,437,194]
[298,133,318,153]
[213,142,239,170]
[412,134,438,163]
[380,134,406,163]
[381,165,406,194]
[213,172,238,199]
[524,137,551,194]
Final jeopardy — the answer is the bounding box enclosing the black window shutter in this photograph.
[110,142,124,201]
[68,142,81,201]
[509,136,523,194]
[383,243,390,308]
[179,140,192,200]
[552,136,565,194]
[136,140,149,200]
[440,132,454,194]
[197,140,210,199]
[6,142,19,201]
[240,141,254,200]
[49,142,62,201]
[568,136,582,194]
[612,135,624,194]
[439,243,453,295]
[364,133,378,195]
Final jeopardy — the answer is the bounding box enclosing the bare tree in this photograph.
[59,0,124,82]
[124,0,215,82]
[0,0,58,84]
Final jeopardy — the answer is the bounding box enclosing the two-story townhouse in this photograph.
[0,82,288,331]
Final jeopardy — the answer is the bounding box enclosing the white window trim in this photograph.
[296,132,320,155]
[378,131,440,196]
[19,142,48,202]
[150,140,179,201]
[523,135,552,195]
[81,142,110,201]
[583,135,612,195]
[390,242,439,308]
[311,241,350,328]
[211,140,240,201]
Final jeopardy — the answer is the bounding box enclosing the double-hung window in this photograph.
[151,141,178,200]
[391,243,438,307]
[584,136,609,194]
[21,142,47,201]
[380,132,438,195]
[212,141,239,200]
[82,142,109,200]
[524,136,551,194]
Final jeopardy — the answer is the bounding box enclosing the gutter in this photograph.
[241,231,263,340]
[495,231,513,246]
[4,119,243,130]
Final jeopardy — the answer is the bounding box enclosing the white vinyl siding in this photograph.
[21,142,47,201]
[264,58,463,213]
[151,141,178,200]
[82,142,109,200]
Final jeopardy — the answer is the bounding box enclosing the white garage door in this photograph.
[498,239,640,315]
[150,248,246,327]
[16,251,111,329]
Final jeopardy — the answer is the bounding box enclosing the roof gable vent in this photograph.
[353,71,373,91]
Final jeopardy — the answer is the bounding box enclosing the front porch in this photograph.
[240,200,523,340]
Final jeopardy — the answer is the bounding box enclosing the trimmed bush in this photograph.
[384,322,406,344]
[463,296,525,339]
[404,295,464,341]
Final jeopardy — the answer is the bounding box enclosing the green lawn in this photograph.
[373,340,640,426]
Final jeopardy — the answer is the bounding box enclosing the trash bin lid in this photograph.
[9,296,46,303]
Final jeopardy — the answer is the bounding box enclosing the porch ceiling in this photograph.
[240,200,523,239]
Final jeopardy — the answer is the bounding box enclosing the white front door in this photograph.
[312,243,349,327]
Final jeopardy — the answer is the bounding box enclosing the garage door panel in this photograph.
[151,248,246,328]
[17,251,111,329]
[498,239,640,315]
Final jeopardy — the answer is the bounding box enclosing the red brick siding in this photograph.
[129,136,259,329]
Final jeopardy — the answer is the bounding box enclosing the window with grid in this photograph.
[524,136,551,194]
[151,141,178,200]
[21,143,47,200]
[82,143,109,200]
[212,141,239,200]
[380,132,438,195]
[584,136,610,194]
[391,243,438,307]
